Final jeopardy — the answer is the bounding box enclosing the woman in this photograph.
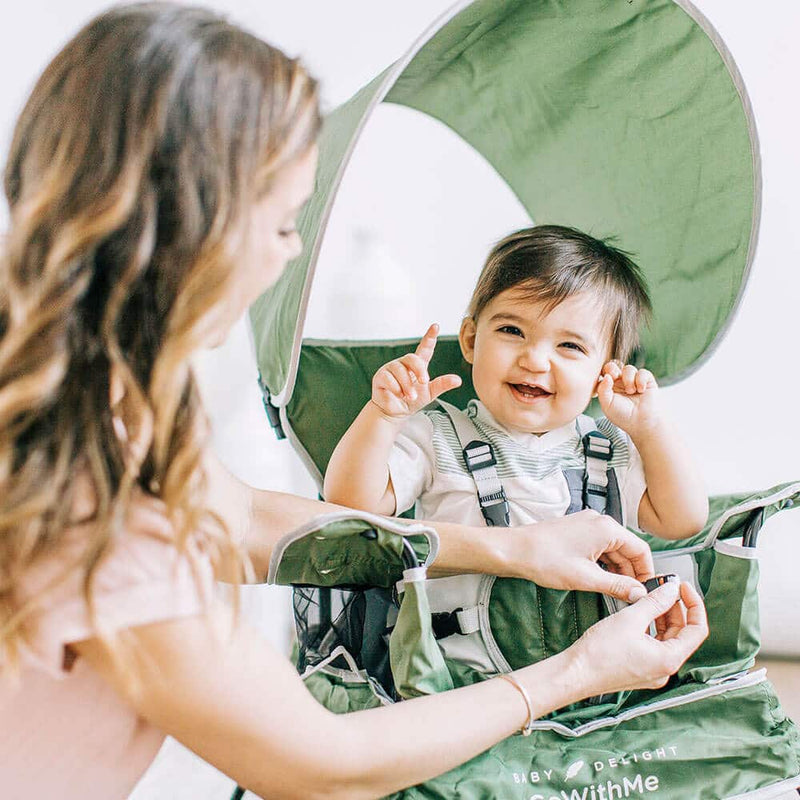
[0,4,707,799]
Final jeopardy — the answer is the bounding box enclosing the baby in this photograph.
[324,224,708,686]
[325,224,708,548]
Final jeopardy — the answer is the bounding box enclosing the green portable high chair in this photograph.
[246,2,800,797]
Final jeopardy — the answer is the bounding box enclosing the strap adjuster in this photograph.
[583,431,613,461]
[463,440,497,471]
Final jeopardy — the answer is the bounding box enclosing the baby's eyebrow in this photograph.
[488,312,527,324]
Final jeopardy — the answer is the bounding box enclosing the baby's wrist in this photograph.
[367,399,410,426]
[628,414,669,447]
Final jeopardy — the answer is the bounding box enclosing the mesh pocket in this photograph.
[294,585,396,694]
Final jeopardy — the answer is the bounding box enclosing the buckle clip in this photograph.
[583,431,613,461]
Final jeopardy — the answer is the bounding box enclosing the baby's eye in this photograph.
[498,325,523,337]
[278,227,298,239]
[559,341,587,354]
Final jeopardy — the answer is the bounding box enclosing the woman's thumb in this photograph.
[632,581,681,622]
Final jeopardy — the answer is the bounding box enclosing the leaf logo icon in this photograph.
[565,760,585,780]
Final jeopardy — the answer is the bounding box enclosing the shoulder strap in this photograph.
[574,417,614,514]
[437,401,510,527]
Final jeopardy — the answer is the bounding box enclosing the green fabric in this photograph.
[386,0,755,383]
[273,517,433,588]
[288,338,472,477]
[250,68,393,398]
[390,577,455,699]
[679,545,760,683]
[382,678,800,799]
[251,0,757,401]
[303,669,386,714]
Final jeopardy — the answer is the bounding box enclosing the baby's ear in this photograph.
[458,317,477,365]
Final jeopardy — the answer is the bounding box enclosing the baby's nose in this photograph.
[518,345,550,371]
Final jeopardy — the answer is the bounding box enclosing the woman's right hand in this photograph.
[564,581,708,697]
[494,509,656,603]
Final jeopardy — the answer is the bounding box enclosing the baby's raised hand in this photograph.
[371,323,462,420]
[596,361,660,438]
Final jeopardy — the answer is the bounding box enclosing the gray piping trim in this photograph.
[714,539,759,560]
[661,0,762,387]
[266,510,439,584]
[723,776,800,800]
[703,482,800,547]
[300,645,394,706]
[272,1,473,407]
[520,669,766,738]
[477,575,513,674]
[301,335,460,349]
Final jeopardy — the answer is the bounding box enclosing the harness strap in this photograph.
[439,400,510,527]
[574,417,614,515]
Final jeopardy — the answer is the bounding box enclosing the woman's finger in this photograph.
[668,583,709,650]
[628,581,681,629]
[599,549,636,579]
[595,521,655,582]
[581,560,647,602]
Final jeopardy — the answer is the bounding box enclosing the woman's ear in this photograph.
[459,316,476,365]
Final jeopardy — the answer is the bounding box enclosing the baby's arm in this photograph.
[324,324,461,515]
[597,362,708,540]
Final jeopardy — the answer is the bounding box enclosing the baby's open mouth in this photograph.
[510,383,552,399]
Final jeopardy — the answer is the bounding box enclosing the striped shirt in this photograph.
[388,400,646,530]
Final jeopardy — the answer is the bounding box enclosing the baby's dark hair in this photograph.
[467,225,652,361]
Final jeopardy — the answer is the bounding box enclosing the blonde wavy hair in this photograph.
[0,2,320,669]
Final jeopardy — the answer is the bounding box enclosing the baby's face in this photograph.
[459,287,611,434]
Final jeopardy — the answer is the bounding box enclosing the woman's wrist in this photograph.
[426,520,517,578]
[512,647,588,720]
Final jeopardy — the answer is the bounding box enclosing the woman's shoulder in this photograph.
[15,490,214,677]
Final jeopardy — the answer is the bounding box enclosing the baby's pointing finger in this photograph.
[414,323,440,365]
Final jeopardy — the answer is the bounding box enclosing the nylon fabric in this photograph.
[251,0,757,401]
[390,576,455,699]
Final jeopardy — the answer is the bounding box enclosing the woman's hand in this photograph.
[564,581,708,697]
[496,510,654,602]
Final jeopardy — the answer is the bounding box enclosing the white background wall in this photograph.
[2,2,799,798]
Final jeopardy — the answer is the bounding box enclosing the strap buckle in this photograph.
[463,440,497,471]
[583,430,613,461]
[480,491,511,527]
[431,608,465,639]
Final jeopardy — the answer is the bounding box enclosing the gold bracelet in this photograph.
[498,674,534,736]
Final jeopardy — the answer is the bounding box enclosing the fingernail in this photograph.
[628,585,647,602]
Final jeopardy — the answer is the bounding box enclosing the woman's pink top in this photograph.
[0,511,215,800]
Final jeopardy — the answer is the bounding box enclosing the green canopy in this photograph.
[250,0,758,422]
